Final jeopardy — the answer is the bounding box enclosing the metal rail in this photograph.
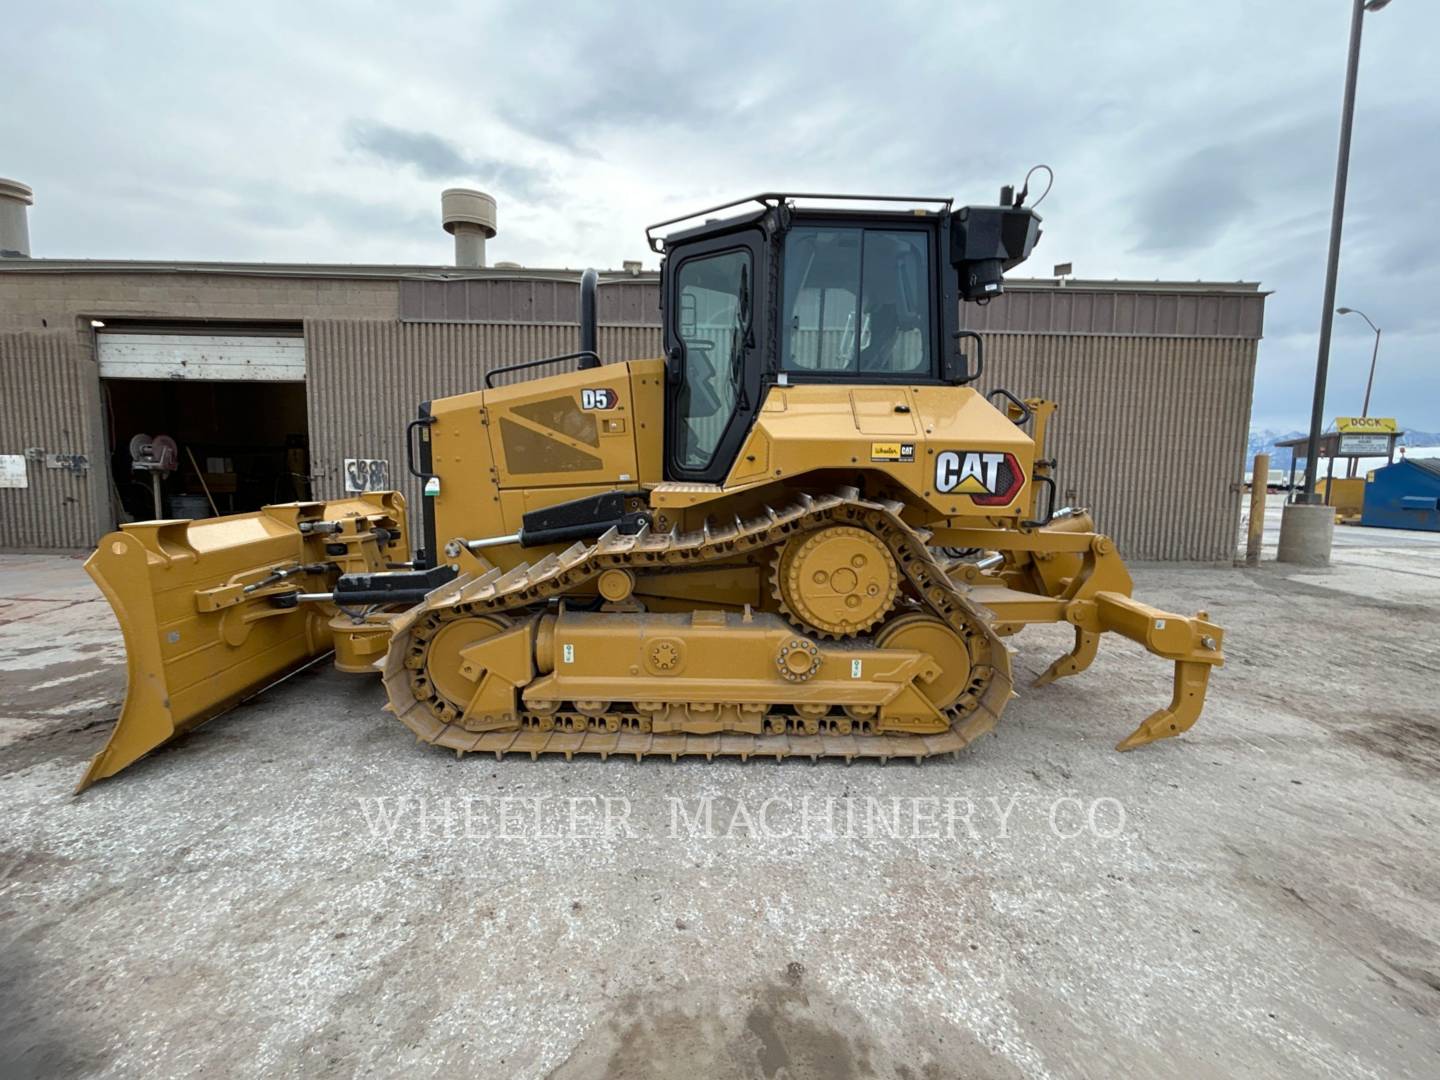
[483,351,600,389]
[645,192,955,253]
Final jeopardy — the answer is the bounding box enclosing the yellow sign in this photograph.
[1335,416,1396,434]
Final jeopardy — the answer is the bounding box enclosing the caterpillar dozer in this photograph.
[78,187,1225,791]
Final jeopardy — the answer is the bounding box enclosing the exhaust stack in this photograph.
[578,267,599,368]
[441,188,496,267]
[0,178,32,258]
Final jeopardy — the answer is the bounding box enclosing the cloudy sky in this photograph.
[5,1,1436,433]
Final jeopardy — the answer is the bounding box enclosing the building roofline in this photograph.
[0,257,1265,295]
[1007,277,1267,296]
[0,259,659,284]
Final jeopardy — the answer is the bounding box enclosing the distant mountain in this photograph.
[1247,429,1305,467]
[1248,426,1440,468]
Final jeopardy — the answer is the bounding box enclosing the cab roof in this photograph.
[646,193,953,253]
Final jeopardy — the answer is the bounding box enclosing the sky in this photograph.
[4,0,1436,434]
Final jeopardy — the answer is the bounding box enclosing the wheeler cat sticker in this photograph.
[870,441,915,463]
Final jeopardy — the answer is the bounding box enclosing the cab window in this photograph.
[674,248,751,470]
[782,226,931,375]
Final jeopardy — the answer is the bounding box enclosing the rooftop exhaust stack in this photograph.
[0,178,33,258]
[441,188,496,268]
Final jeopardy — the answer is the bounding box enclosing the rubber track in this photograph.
[378,488,1014,762]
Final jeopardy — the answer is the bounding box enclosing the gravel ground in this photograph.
[1,507,1437,1079]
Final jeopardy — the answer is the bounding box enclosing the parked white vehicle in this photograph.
[1243,469,1292,491]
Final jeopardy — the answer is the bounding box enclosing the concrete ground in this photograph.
[2,512,1438,1079]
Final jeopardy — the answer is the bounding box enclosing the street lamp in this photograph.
[1295,0,1394,506]
[1336,306,1383,477]
[1277,0,1395,566]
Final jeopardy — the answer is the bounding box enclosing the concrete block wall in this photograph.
[0,272,397,332]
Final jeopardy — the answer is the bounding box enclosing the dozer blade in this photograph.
[79,495,406,792]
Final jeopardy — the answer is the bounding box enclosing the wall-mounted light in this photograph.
[90,319,105,328]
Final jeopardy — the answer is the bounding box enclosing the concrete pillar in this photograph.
[0,177,33,257]
[1277,502,1334,566]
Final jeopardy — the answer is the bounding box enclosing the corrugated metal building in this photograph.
[0,257,1265,561]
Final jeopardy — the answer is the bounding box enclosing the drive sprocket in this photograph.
[771,524,899,638]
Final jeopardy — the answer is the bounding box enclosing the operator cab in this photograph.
[649,193,1042,484]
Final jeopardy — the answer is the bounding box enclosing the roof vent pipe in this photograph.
[441,188,496,268]
[577,268,600,368]
[0,178,33,258]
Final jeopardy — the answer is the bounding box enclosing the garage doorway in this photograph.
[97,327,309,525]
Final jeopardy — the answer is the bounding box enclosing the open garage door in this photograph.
[97,327,310,525]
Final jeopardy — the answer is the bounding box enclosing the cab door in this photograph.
[663,230,766,484]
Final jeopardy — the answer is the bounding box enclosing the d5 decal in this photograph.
[581,388,618,410]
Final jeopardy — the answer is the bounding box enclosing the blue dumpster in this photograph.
[1360,459,1440,532]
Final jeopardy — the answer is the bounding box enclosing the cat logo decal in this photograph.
[934,450,1024,506]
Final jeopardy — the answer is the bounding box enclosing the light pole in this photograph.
[1336,306,1382,477]
[1277,0,1394,566]
[1295,0,1393,506]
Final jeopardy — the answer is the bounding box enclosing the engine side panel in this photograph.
[660,383,1035,520]
[428,359,665,546]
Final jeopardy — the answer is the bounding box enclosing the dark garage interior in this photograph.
[103,378,310,525]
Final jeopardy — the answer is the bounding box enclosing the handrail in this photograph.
[952,330,984,385]
[987,388,1034,427]
[405,416,436,480]
[1022,475,1057,529]
[483,351,600,389]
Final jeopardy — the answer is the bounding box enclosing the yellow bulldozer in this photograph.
[79,188,1224,791]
